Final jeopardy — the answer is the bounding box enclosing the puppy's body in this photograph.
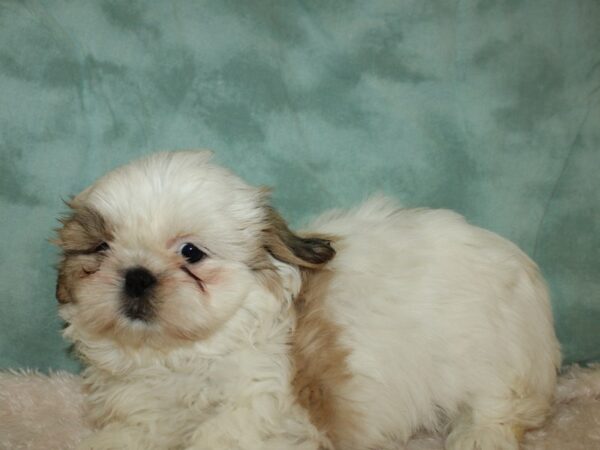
[56,152,560,450]
[298,199,560,449]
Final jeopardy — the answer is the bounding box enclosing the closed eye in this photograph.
[64,241,110,256]
[93,242,110,253]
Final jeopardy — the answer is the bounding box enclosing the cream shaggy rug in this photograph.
[1,365,599,450]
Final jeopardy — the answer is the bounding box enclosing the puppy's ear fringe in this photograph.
[55,271,71,304]
[263,206,336,270]
[48,197,78,247]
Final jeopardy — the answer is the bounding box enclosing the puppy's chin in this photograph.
[60,260,257,351]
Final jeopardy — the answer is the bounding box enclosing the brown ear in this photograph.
[264,207,335,269]
[55,270,71,304]
[53,204,111,304]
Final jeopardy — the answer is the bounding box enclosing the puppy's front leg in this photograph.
[76,425,159,450]
[184,406,329,450]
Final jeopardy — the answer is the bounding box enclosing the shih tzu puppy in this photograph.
[55,151,560,450]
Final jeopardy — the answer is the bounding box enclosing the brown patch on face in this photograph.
[291,269,357,447]
[263,207,335,269]
[55,204,113,304]
[56,205,113,253]
[55,256,90,305]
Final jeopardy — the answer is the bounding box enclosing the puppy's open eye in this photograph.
[180,243,206,264]
[94,242,110,253]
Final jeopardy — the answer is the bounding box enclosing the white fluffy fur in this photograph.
[309,197,561,449]
[68,284,324,450]
[56,151,560,450]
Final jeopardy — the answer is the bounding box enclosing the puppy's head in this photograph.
[55,151,334,349]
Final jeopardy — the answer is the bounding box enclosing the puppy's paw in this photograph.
[446,423,519,450]
[76,428,149,450]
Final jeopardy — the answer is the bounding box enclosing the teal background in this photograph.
[0,1,599,372]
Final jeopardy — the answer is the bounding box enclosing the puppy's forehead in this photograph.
[76,152,266,256]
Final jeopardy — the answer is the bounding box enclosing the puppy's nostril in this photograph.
[124,267,157,298]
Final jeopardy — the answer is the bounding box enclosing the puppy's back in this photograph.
[299,196,560,450]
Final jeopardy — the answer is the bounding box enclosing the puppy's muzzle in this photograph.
[122,266,157,321]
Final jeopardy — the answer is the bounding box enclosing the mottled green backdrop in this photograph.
[0,1,598,371]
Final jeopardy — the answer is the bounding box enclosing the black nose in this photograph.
[124,267,157,298]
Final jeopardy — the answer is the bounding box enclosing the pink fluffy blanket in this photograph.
[1,365,600,450]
